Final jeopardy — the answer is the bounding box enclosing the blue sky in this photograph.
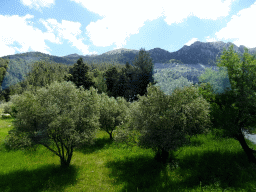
[0,0,256,57]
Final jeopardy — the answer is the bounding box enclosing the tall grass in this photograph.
[1,117,256,191]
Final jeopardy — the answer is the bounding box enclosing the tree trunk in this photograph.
[155,148,169,164]
[108,131,113,140]
[60,157,69,168]
[235,131,256,165]
[60,148,73,168]
[161,149,169,164]
[66,147,73,167]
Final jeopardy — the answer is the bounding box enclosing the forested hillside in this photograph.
[0,58,9,88]
[0,56,230,102]
[1,41,256,92]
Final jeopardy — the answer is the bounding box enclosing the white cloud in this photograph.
[163,0,234,25]
[0,14,60,57]
[0,14,95,57]
[185,38,198,46]
[215,2,256,48]
[71,0,234,48]
[206,36,217,42]
[21,0,55,9]
[40,19,97,55]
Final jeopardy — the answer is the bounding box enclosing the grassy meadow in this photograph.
[1,116,256,191]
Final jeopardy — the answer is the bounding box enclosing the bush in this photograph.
[1,100,17,117]
[99,93,130,140]
[4,130,34,150]
[113,124,140,147]
[2,114,12,119]
[113,100,140,146]
[3,101,12,114]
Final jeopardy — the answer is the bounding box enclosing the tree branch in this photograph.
[40,143,61,158]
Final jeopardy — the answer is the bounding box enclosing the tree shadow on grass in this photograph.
[0,164,78,192]
[175,150,256,190]
[105,150,256,191]
[76,137,113,154]
[105,155,168,192]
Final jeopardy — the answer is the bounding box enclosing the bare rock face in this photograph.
[103,48,139,55]
[168,41,256,64]
[65,53,80,57]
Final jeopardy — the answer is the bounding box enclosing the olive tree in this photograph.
[10,81,100,168]
[99,93,130,140]
[129,83,211,163]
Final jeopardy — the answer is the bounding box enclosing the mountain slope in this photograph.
[168,41,256,65]
[1,41,256,89]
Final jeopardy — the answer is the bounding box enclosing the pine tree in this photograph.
[131,48,156,101]
[104,66,120,96]
[65,58,95,90]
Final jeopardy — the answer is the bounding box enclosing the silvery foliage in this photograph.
[99,92,130,139]
[10,81,101,151]
[0,100,16,117]
[113,100,140,145]
[127,84,211,152]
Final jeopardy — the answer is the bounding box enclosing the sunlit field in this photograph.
[1,117,256,191]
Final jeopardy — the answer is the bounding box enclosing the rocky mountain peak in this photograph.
[103,48,138,55]
[65,53,80,57]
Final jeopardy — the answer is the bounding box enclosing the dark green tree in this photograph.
[0,58,9,101]
[119,62,137,101]
[112,74,127,98]
[131,48,156,101]
[110,48,156,102]
[65,58,95,90]
[125,61,131,69]
[104,66,120,97]
[0,58,9,87]
[91,69,108,94]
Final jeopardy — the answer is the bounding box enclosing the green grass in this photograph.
[1,118,256,191]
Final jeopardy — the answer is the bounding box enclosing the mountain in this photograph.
[1,41,256,89]
[103,48,139,55]
[62,53,83,58]
[2,41,256,66]
[2,51,77,66]
[148,48,173,63]
[168,41,256,65]
[59,41,256,65]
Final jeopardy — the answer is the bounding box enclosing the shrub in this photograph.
[99,93,130,140]
[2,114,11,119]
[4,130,34,150]
[1,100,18,117]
